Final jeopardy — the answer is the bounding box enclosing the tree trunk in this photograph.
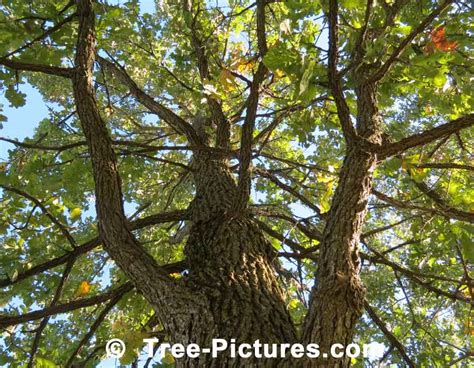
[180,152,297,366]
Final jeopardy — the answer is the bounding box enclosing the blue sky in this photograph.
[0,84,46,160]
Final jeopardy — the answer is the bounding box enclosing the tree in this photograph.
[0,0,472,366]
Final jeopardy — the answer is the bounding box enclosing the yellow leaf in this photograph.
[36,357,58,368]
[74,281,91,297]
[316,173,333,184]
[288,298,299,309]
[219,69,237,92]
[70,207,82,221]
[460,285,473,297]
[235,58,255,74]
[275,69,285,78]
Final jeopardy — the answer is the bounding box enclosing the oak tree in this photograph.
[0,0,473,367]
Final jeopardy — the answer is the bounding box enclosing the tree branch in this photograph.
[0,137,85,151]
[0,14,76,61]
[416,162,474,171]
[256,219,319,261]
[365,302,416,367]
[1,185,78,248]
[351,0,374,69]
[64,286,125,367]
[328,0,357,144]
[379,114,474,158]
[0,59,74,78]
[181,0,231,149]
[372,189,474,223]
[0,283,134,328]
[97,56,202,145]
[235,0,269,210]
[73,0,210,337]
[411,177,474,223]
[362,249,472,303]
[252,206,323,240]
[27,260,74,368]
[0,209,189,288]
[254,168,323,217]
[0,260,186,329]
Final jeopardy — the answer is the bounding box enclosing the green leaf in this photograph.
[0,354,10,365]
[460,232,474,263]
[341,0,364,9]
[4,85,26,108]
[433,72,447,88]
[299,60,316,98]
[263,43,301,75]
[410,168,428,182]
[36,357,58,368]
[385,157,402,173]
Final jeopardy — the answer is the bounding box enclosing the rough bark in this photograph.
[303,81,382,367]
[182,151,297,366]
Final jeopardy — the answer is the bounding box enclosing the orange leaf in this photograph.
[74,281,91,297]
[431,27,446,44]
[431,27,458,52]
[437,39,458,51]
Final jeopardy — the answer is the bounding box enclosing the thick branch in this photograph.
[73,0,209,337]
[379,114,474,158]
[416,162,474,171]
[0,59,74,78]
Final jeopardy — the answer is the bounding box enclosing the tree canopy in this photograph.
[0,0,473,367]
